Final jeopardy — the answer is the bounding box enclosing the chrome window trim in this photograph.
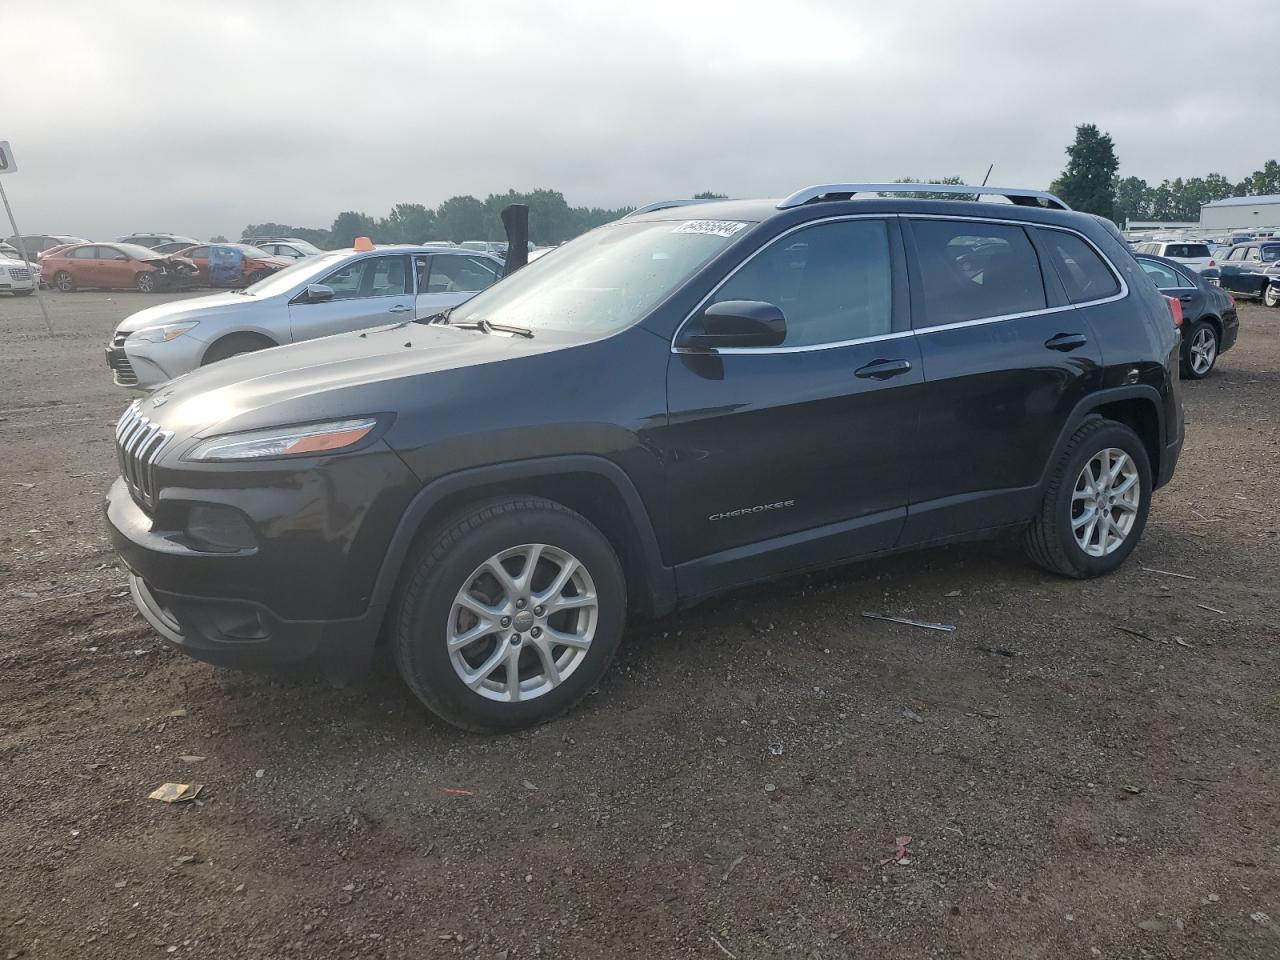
[670,213,897,355]
[670,214,1128,356]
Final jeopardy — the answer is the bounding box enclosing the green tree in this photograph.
[329,211,379,248]
[380,202,436,244]
[1237,160,1280,196]
[1050,124,1119,218]
[692,191,728,200]
[433,195,488,242]
[209,234,228,243]
[887,176,975,201]
[1112,176,1151,225]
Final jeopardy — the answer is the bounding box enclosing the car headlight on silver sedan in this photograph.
[127,321,200,343]
[184,418,380,462]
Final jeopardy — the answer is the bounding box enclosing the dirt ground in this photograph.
[0,289,1277,960]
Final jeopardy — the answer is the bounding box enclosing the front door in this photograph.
[663,216,922,597]
[901,218,1106,543]
[287,253,414,341]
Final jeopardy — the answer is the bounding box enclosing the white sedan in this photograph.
[0,254,36,296]
[106,245,504,390]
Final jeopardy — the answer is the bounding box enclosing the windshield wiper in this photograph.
[450,318,534,339]
[418,306,455,325]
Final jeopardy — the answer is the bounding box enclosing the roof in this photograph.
[1202,195,1280,208]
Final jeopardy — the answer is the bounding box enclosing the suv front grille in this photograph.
[115,401,172,510]
[8,267,31,281]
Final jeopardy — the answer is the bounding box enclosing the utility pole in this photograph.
[0,140,54,335]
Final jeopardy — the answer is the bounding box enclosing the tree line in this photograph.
[1048,123,1279,224]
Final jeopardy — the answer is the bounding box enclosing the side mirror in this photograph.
[305,283,335,303]
[679,300,786,351]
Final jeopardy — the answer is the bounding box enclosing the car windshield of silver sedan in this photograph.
[443,219,749,336]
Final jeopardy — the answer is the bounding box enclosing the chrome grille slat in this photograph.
[113,401,171,511]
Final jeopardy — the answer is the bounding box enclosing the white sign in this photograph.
[0,141,15,175]
[672,219,748,238]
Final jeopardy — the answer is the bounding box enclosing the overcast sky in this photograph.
[5,0,1276,240]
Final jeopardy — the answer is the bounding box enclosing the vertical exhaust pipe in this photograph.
[501,204,529,277]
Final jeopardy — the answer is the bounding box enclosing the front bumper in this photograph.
[0,269,35,293]
[106,333,206,390]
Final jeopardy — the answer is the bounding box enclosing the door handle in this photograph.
[1179,294,1193,302]
[388,305,412,313]
[1044,332,1088,351]
[854,358,912,380]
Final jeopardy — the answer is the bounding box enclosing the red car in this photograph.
[41,243,198,293]
[171,243,291,287]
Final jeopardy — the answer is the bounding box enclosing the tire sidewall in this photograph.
[1051,423,1152,577]
[398,506,626,731]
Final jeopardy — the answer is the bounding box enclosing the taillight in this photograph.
[1165,295,1183,328]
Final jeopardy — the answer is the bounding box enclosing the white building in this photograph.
[1199,195,1280,232]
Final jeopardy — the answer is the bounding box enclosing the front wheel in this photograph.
[135,272,157,293]
[392,497,626,732]
[1024,419,1152,579]
[1265,284,1279,308]
[1182,320,1219,379]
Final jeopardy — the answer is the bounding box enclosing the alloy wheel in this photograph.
[1071,448,1140,557]
[1189,326,1216,375]
[447,543,598,703]
[136,273,155,293]
[55,271,72,292]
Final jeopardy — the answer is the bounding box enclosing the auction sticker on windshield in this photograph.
[672,220,748,238]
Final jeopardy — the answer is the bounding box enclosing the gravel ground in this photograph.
[1,290,1278,959]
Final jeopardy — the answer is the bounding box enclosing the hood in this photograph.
[114,290,255,334]
[0,256,26,269]
[141,321,553,438]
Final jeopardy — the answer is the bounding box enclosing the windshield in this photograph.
[1262,244,1280,263]
[448,219,750,335]
[239,251,349,296]
[117,243,165,260]
[289,240,323,255]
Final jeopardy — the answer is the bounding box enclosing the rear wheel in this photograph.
[1265,284,1279,308]
[200,332,275,365]
[135,272,157,293]
[1024,419,1152,579]
[54,271,74,292]
[1182,320,1218,379]
[246,269,270,286]
[392,496,626,732]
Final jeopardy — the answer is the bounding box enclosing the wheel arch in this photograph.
[200,330,278,365]
[1040,386,1166,494]
[368,456,677,633]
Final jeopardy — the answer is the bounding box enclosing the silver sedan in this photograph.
[106,245,503,390]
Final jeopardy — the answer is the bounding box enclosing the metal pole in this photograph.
[0,177,53,335]
[980,163,994,187]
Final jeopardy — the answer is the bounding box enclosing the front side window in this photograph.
[710,219,892,346]
[1138,259,1184,290]
[319,255,409,300]
[1260,244,1280,263]
[1227,248,1245,261]
[185,246,210,260]
[1037,229,1121,303]
[426,255,502,294]
[1245,247,1262,262]
[912,220,1046,326]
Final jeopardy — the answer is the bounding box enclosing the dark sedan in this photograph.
[1136,253,1238,379]
[1218,241,1280,301]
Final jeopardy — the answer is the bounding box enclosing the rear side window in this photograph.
[911,220,1045,326]
[712,219,893,346]
[1037,229,1121,303]
[1138,259,1184,290]
[1163,243,1210,259]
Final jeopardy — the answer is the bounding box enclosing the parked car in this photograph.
[0,253,36,296]
[1217,241,1280,300]
[104,244,503,389]
[170,243,292,288]
[243,238,325,260]
[1131,240,1216,273]
[1135,253,1237,378]
[42,242,198,293]
[104,183,1185,731]
[5,234,87,262]
[460,240,508,257]
[118,233,199,250]
[1265,276,1280,308]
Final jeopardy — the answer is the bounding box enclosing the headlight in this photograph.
[127,321,199,343]
[185,418,379,462]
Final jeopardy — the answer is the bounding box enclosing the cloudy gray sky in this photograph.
[5,0,1276,239]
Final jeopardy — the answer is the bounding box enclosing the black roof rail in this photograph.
[624,199,720,218]
[777,183,1071,211]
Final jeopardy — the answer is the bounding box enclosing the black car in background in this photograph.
[1135,253,1238,379]
[105,184,1184,731]
[1218,240,1280,300]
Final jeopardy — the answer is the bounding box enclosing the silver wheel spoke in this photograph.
[515,544,544,593]
[504,644,523,701]
[463,645,507,689]
[534,557,579,605]
[1072,505,1097,530]
[530,637,562,686]
[544,625,591,650]
[457,592,506,621]
[483,559,520,599]
[1111,474,1138,497]
[450,617,499,649]
[549,592,596,613]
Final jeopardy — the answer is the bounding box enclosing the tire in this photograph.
[135,272,157,293]
[200,332,275,365]
[245,270,269,286]
[1181,319,1219,380]
[392,496,626,732]
[54,270,74,292]
[1024,419,1152,579]
[1266,284,1279,308]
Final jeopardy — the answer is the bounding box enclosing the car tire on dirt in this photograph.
[54,270,74,292]
[135,272,157,293]
[392,496,626,733]
[1265,284,1279,308]
[201,332,276,365]
[1181,319,1219,379]
[1024,418,1152,579]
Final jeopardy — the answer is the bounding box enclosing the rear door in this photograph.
[287,253,413,341]
[663,216,923,596]
[901,217,1106,543]
[415,253,503,317]
[1137,257,1204,315]
[68,245,102,287]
